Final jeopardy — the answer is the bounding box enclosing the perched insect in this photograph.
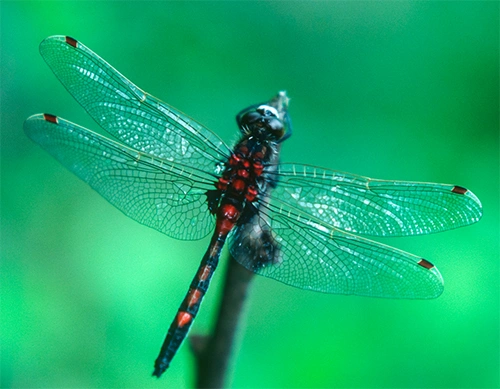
[24,36,482,377]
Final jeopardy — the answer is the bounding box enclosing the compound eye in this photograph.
[267,118,285,139]
[241,111,262,126]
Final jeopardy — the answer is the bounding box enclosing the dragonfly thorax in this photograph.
[215,146,264,199]
[207,138,275,226]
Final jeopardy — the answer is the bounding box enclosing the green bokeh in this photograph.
[1,2,498,388]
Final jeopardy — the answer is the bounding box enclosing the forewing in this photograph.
[24,114,215,240]
[269,164,482,237]
[230,200,444,299]
[38,35,231,170]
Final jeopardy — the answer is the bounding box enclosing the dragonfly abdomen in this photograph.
[153,199,245,377]
[152,236,223,377]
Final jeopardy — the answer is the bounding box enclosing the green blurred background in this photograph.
[1,2,498,388]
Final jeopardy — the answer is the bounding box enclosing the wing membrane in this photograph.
[39,35,231,171]
[269,163,482,237]
[230,199,444,299]
[24,114,215,240]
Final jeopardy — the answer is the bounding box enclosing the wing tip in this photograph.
[416,258,444,299]
[24,113,61,140]
[452,185,483,221]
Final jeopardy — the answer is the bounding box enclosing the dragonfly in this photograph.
[24,36,482,378]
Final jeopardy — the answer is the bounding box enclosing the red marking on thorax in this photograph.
[237,169,249,178]
[229,154,241,166]
[216,177,229,190]
[232,179,246,192]
[43,114,58,124]
[253,161,263,176]
[245,186,258,202]
[418,259,434,269]
[176,311,193,327]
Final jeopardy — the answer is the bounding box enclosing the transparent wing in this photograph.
[268,163,482,237]
[39,35,231,170]
[230,199,444,299]
[24,114,216,240]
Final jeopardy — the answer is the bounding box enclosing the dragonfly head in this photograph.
[239,104,285,141]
